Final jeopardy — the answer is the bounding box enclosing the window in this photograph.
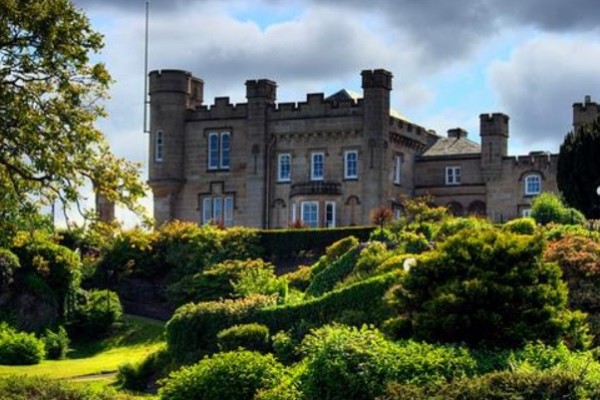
[208,131,230,170]
[202,195,234,226]
[155,131,164,162]
[344,150,358,179]
[522,208,532,217]
[393,154,403,184]
[301,201,318,228]
[325,201,336,228]
[311,152,324,181]
[278,153,291,182]
[524,174,541,195]
[445,166,461,185]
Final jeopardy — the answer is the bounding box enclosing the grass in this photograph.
[0,315,165,380]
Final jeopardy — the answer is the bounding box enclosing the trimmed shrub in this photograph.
[504,217,537,235]
[158,350,285,400]
[531,192,586,226]
[166,294,277,362]
[217,323,270,353]
[118,345,172,392]
[305,245,359,297]
[283,265,312,291]
[299,324,476,400]
[42,326,69,360]
[396,227,578,347]
[435,216,491,241]
[0,375,117,400]
[271,331,298,364]
[0,324,45,365]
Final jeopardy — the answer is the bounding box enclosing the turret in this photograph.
[148,69,204,224]
[480,113,509,181]
[361,69,393,218]
[573,95,600,131]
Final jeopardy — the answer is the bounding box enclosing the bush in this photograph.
[42,326,69,360]
[531,192,586,226]
[283,265,312,291]
[69,289,123,338]
[299,324,476,400]
[118,345,172,392]
[0,323,45,365]
[271,331,298,364]
[0,248,19,286]
[158,350,285,400]
[504,217,537,235]
[166,294,277,362]
[0,375,117,400]
[305,245,359,297]
[217,323,270,353]
[396,227,578,347]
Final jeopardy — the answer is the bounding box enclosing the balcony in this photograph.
[290,181,342,197]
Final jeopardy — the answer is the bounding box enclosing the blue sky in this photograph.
[67,0,600,224]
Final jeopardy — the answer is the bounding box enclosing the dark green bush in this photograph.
[258,227,373,261]
[217,323,270,353]
[42,326,69,360]
[69,289,123,338]
[0,248,19,287]
[531,192,586,226]
[158,350,285,400]
[0,323,45,365]
[283,265,312,291]
[305,245,359,297]
[396,227,578,347]
[271,330,298,364]
[166,294,277,362]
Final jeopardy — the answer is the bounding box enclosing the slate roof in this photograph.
[422,136,481,156]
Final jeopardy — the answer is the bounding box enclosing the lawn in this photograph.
[0,315,165,380]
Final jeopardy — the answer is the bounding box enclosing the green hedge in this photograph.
[166,272,400,363]
[305,246,359,297]
[257,227,373,262]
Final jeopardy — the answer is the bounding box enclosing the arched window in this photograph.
[524,174,541,195]
[155,131,164,162]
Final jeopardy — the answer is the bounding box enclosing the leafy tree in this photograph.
[0,0,145,232]
[558,117,600,218]
[530,192,585,226]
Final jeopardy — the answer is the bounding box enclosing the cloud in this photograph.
[488,34,600,151]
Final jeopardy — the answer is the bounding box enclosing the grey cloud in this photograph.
[488,35,600,151]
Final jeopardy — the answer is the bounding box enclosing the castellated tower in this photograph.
[573,95,600,131]
[480,113,509,181]
[148,70,203,224]
[361,69,392,216]
[245,79,277,228]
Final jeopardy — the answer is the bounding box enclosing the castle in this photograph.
[147,68,597,228]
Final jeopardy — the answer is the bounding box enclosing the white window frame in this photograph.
[224,197,234,227]
[522,208,532,218]
[202,195,234,226]
[524,174,541,196]
[311,152,325,181]
[325,201,336,228]
[155,131,164,162]
[344,150,358,180]
[278,153,291,182]
[208,131,231,170]
[202,197,212,224]
[393,154,402,185]
[301,201,319,228]
[291,202,297,225]
[445,166,461,185]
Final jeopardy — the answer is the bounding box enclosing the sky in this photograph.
[67,0,600,225]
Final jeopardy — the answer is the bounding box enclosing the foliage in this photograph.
[531,192,586,225]
[305,244,359,297]
[396,227,579,347]
[42,326,70,360]
[558,116,600,219]
[0,323,45,365]
[271,330,298,364]
[298,324,476,400]
[503,217,537,235]
[118,345,172,392]
[231,262,288,301]
[258,226,373,261]
[543,222,600,241]
[217,323,270,353]
[0,0,145,232]
[0,247,19,287]
[158,350,285,400]
[283,265,312,291]
[435,216,492,241]
[166,294,277,362]
[69,289,123,339]
[0,375,118,400]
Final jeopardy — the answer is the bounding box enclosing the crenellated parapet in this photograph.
[511,151,557,169]
[190,97,249,120]
[573,95,600,130]
[270,93,363,119]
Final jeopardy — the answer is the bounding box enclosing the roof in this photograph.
[422,136,481,157]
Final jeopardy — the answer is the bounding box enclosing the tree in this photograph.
[0,0,145,232]
[557,117,600,219]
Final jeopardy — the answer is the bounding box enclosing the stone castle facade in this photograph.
[147,68,597,228]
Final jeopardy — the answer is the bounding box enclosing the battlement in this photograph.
[361,69,393,90]
[191,97,249,120]
[270,92,363,119]
[149,69,204,107]
[246,79,277,101]
[573,95,600,129]
[479,113,509,137]
[512,151,556,169]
